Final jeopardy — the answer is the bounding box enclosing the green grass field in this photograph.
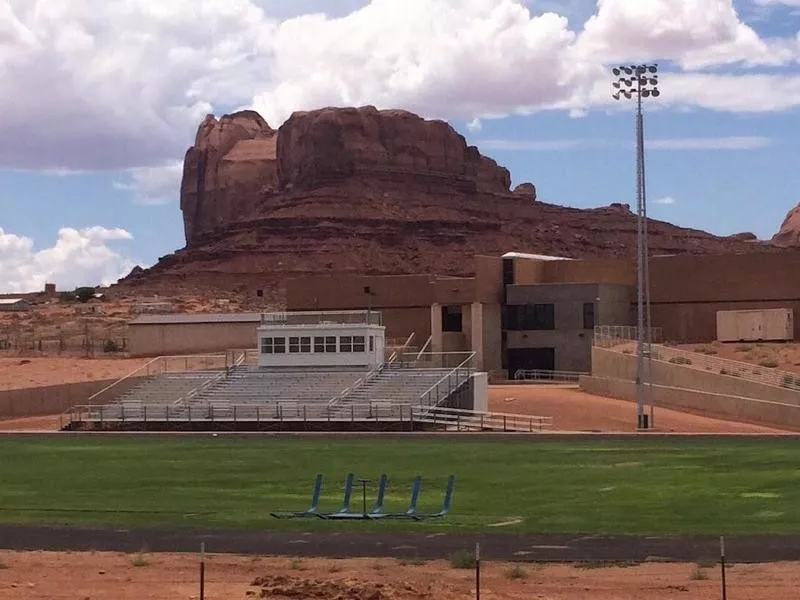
[1,436,799,535]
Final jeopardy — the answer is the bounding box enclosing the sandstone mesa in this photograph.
[120,105,793,294]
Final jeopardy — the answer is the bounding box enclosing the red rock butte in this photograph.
[120,105,791,294]
[773,203,800,247]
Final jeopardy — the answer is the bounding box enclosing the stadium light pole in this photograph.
[611,63,660,430]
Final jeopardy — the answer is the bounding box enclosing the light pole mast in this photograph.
[611,64,660,430]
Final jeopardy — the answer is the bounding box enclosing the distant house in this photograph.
[0,298,31,312]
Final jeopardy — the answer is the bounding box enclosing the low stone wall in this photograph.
[592,347,800,406]
[0,378,120,419]
[580,375,800,430]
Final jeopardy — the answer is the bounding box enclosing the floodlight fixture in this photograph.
[608,62,662,431]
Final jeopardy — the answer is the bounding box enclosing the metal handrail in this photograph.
[62,401,549,432]
[603,340,800,391]
[416,335,432,360]
[514,369,588,382]
[84,355,163,404]
[418,352,476,408]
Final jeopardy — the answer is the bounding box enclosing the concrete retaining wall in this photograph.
[0,378,124,418]
[592,347,800,406]
[580,375,800,430]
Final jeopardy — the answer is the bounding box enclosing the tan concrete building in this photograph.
[128,313,261,357]
[287,250,800,377]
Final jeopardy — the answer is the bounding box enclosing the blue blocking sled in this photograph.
[270,473,455,520]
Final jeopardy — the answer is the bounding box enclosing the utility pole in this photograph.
[611,63,660,430]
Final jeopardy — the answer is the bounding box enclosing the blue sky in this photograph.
[0,0,798,292]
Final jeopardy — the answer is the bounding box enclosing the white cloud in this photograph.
[113,161,184,205]
[477,139,595,151]
[475,135,772,151]
[466,118,483,132]
[0,0,797,175]
[649,136,772,150]
[576,0,793,68]
[653,196,676,205]
[754,0,800,6]
[0,227,136,293]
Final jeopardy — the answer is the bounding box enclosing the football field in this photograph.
[1,436,798,535]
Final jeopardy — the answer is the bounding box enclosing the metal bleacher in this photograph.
[338,365,454,406]
[61,346,552,432]
[190,366,368,408]
[116,371,222,407]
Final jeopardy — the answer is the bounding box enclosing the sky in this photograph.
[0,0,798,293]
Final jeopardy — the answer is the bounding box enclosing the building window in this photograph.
[583,302,595,330]
[289,336,300,353]
[314,336,325,352]
[340,336,353,352]
[300,336,311,353]
[369,336,374,352]
[441,305,463,332]
[502,258,515,285]
[353,335,366,352]
[325,336,337,352]
[262,337,286,354]
[504,303,555,330]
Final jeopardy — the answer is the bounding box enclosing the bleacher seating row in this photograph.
[72,362,470,426]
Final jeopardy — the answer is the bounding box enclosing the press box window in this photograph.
[314,336,325,352]
[369,336,374,352]
[326,336,337,352]
[442,305,463,332]
[353,336,366,352]
[289,336,311,353]
[340,336,353,352]
[262,337,286,354]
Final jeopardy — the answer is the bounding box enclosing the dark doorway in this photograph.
[506,347,555,376]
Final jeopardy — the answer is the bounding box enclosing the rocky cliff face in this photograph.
[276,106,511,194]
[773,203,800,247]
[180,110,277,245]
[121,105,781,295]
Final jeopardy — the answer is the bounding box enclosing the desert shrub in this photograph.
[759,359,779,369]
[505,565,528,580]
[103,339,119,353]
[131,553,150,567]
[689,565,709,581]
[669,356,692,365]
[448,549,475,569]
[694,346,718,355]
[74,287,95,303]
[736,344,754,352]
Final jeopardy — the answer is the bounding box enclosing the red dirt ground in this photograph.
[0,551,796,600]
[489,385,790,433]
[0,357,148,391]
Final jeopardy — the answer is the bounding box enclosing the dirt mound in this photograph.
[250,574,430,600]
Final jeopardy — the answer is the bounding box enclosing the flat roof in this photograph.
[129,313,262,325]
[0,298,27,305]
[502,252,573,261]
